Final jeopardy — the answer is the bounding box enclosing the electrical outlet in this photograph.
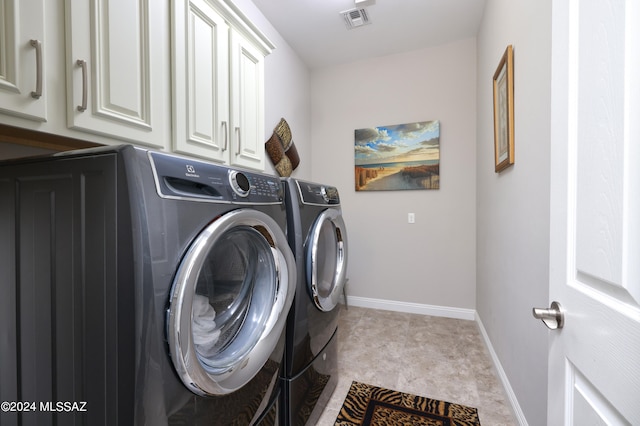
[408,213,415,224]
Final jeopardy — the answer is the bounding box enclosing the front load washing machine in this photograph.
[0,145,296,425]
[280,178,348,426]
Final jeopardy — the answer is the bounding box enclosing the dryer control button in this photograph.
[320,186,339,203]
[320,186,329,202]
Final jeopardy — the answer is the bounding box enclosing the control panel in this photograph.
[295,179,340,206]
[149,152,282,203]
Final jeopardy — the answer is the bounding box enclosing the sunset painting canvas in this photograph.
[354,120,440,191]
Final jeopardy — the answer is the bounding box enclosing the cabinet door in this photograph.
[65,0,169,149]
[229,29,265,171]
[172,0,230,163]
[0,154,136,425]
[0,0,47,122]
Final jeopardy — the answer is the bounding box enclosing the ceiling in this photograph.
[252,0,486,69]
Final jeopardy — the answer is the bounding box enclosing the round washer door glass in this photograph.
[167,209,295,396]
[306,208,348,311]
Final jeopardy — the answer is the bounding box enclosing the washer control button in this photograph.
[230,171,251,197]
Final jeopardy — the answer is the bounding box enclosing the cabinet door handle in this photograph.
[30,40,42,99]
[76,59,87,112]
[222,121,228,151]
[235,127,241,155]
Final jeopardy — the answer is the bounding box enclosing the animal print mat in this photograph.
[335,381,481,426]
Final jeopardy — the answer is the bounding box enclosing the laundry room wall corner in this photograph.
[476,0,551,424]
[309,38,477,312]
[234,0,313,180]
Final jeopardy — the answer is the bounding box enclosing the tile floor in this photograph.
[315,306,517,425]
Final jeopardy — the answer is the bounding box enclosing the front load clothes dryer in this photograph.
[0,145,295,425]
[280,178,348,426]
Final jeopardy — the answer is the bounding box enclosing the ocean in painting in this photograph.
[354,120,440,191]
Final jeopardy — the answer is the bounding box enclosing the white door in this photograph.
[546,0,640,424]
[0,0,47,122]
[65,0,170,149]
[229,29,266,171]
[172,0,230,163]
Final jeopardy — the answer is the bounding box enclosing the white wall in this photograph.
[232,0,313,179]
[476,1,551,424]
[310,38,477,311]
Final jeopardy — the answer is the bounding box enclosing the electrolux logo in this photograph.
[185,164,199,178]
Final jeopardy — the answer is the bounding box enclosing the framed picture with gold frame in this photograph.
[492,45,514,172]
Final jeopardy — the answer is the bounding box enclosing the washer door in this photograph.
[306,208,348,312]
[167,209,295,396]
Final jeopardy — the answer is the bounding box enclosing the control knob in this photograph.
[229,171,251,197]
[320,186,329,202]
[321,186,338,202]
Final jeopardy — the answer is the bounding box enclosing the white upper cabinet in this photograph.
[172,0,230,163]
[172,0,274,169]
[0,0,47,122]
[0,0,270,160]
[229,28,265,170]
[64,0,170,150]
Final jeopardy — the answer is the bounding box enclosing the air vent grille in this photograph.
[341,8,371,29]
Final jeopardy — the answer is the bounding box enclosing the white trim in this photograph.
[342,295,527,424]
[343,295,476,321]
[476,315,528,426]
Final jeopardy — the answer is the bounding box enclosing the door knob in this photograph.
[532,301,564,330]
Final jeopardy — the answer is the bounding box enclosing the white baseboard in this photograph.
[476,315,528,426]
[343,295,476,321]
[342,295,527,425]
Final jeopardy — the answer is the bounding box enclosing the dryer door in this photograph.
[167,209,295,396]
[306,208,348,312]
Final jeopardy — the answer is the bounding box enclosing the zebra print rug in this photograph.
[335,381,481,426]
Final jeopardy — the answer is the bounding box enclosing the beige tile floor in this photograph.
[316,306,517,425]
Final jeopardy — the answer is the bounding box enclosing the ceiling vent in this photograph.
[341,8,371,29]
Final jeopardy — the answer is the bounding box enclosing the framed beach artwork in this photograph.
[492,44,514,172]
[354,120,440,191]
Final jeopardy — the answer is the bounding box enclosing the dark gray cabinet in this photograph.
[0,153,134,425]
